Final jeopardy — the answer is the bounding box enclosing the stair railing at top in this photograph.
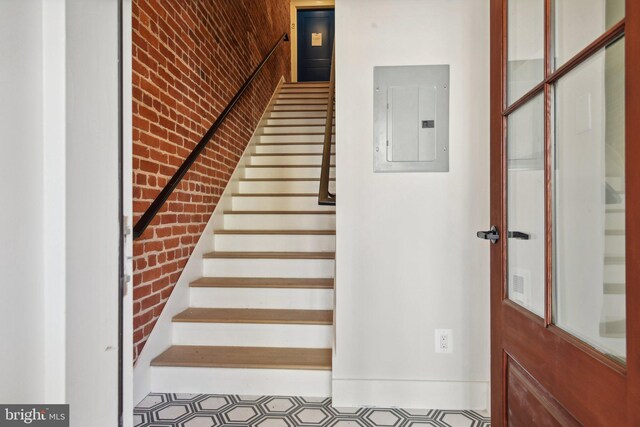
[133,33,289,239]
[318,43,336,206]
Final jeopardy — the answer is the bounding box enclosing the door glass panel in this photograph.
[553,37,625,362]
[507,0,545,105]
[507,93,546,317]
[553,0,625,69]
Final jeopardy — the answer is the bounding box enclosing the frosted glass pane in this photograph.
[554,0,625,68]
[553,38,625,362]
[508,0,545,105]
[507,93,546,317]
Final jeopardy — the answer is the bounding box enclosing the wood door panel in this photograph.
[503,302,627,426]
[507,358,580,427]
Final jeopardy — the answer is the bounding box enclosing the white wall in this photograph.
[0,1,129,424]
[334,0,490,409]
[65,0,121,424]
[0,0,45,404]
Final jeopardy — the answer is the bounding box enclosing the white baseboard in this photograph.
[332,378,489,410]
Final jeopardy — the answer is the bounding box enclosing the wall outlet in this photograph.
[435,329,453,354]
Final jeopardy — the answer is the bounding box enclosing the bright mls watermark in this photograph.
[0,405,68,426]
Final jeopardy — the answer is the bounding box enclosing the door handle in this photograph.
[508,231,530,240]
[477,225,500,244]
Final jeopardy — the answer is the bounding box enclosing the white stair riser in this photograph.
[232,196,336,211]
[203,258,335,278]
[269,111,330,118]
[190,287,334,309]
[280,88,330,94]
[605,212,625,229]
[224,213,336,230]
[275,99,328,105]
[214,234,336,252]
[272,104,328,111]
[239,180,335,194]
[605,234,625,258]
[254,144,335,154]
[173,323,333,348]
[245,167,334,179]
[278,93,329,99]
[250,155,335,166]
[262,126,334,134]
[604,264,625,284]
[150,367,331,397]
[266,118,326,126]
[259,134,334,143]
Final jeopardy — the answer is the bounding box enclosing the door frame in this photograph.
[489,0,640,425]
[290,0,335,82]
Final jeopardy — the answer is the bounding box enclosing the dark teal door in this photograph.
[297,9,335,82]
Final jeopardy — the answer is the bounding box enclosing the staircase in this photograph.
[149,81,336,397]
[600,176,625,346]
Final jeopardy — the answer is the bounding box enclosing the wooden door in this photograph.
[296,9,334,82]
[485,0,640,425]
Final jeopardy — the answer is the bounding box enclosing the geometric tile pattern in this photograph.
[134,394,491,427]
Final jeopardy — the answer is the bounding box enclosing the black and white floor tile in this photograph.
[134,393,491,427]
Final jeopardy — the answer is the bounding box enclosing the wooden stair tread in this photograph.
[240,178,335,181]
[251,153,324,156]
[231,193,319,197]
[203,251,335,259]
[151,345,332,370]
[223,210,335,215]
[173,308,333,325]
[215,229,335,235]
[605,256,626,265]
[256,142,335,146]
[245,164,335,168]
[604,283,626,295]
[259,132,333,136]
[190,277,334,289]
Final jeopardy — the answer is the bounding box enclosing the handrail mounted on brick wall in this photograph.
[133,32,289,239]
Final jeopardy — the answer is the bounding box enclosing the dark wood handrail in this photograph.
[318,43,336,206]
[133,33,289,239]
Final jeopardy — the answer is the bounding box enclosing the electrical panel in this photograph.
[373,65,450,172]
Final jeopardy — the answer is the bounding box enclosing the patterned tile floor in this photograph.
[134,394,491,427]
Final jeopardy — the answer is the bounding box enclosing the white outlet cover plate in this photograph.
[435,329,453,354]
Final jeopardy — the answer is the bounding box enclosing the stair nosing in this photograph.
[231,193,320,197]
[172,308,333,325]
[245,164,335,168]
[189,277,334,289]
[252,153,323,156]
[239,178,336,181]
[150,345,332,370]
[223,210,335,215]
[214,229,336,235]
[256,142,335,146]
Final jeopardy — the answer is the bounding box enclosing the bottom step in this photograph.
[150,365,331,396]
[150,346,332,396]
[152,345,331,370]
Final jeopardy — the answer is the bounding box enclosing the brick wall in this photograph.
[132,0,290,363]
